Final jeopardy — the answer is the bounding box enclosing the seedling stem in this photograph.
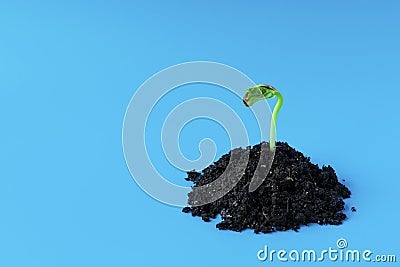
[243,84,283,151]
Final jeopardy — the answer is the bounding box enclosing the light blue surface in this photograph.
[1,1,399,266]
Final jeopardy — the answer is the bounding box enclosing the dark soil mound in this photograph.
[182,142,351,234]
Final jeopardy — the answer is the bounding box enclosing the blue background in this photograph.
[1,1,399,266]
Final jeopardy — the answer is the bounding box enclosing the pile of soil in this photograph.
[182,142,351,234]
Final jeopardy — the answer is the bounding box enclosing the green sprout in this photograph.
[243,84,283,152]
